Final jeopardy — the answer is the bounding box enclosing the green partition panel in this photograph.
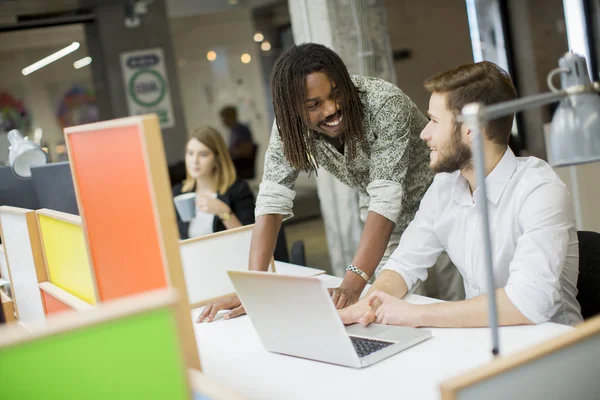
[0,307,190,399]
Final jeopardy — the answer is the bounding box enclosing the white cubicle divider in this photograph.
[440,315,600,400]
[179,225,275,309]
[0,207,46,324]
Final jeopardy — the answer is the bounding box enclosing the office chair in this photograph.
[234,143,258,180]
[274,227,289,263]
[290,240,306,266]
[577,231,600,320]
[168,161,187,187]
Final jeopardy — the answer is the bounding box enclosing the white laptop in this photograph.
[227,270,432,368]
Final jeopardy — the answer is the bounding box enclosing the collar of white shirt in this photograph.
[452,147,517,206]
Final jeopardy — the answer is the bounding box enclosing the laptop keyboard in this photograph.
[350,336,394,358]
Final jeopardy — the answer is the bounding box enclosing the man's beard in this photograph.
[431,125,472,174]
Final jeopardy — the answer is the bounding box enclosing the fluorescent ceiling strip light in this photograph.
[22,42,80,76]
[74,56,92,69]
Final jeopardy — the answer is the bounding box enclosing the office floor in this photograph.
[284,217,333,276]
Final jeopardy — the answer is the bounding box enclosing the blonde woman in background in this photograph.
[172,126,255,239]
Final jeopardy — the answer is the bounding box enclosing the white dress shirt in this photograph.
[383,148,582,326]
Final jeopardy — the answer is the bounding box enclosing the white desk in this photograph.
[192,272,572,400]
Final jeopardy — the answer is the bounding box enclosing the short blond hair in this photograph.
[181,126,236,194]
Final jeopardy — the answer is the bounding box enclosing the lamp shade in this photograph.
[549,95,600,167]
[548,53,600,167]
[7,129,48,178]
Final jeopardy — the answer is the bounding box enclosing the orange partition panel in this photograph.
[65,122,167,301]
[64,115,201,371]
[41,290,73,315]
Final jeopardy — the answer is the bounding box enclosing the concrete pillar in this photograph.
[85,0,187,164]
[288,0,396,276]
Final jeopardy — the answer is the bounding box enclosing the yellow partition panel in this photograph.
[38,214,97,305]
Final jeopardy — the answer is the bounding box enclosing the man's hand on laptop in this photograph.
[367,290,420,327]
[196,294,246,323]
[338,296,382,327]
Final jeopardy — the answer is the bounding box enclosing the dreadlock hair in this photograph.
[270,43,365,172]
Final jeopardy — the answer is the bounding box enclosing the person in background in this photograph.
[172,126,255,239]
[340,61,582,328]
[220,105,256,179]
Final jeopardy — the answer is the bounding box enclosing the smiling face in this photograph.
[420,92,472,173]
[304,71,344,139]
[185,138,216,179]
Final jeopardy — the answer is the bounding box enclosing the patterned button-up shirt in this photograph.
[256,75,434,234]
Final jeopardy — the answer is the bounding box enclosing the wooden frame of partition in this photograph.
[0,241,12,323]
[439,315,600,399]
[0,243,8,283]
[38,282,94,312]
[0,290,15,323]
[64,114,200,370]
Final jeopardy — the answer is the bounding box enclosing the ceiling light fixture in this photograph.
[22,42,80,76]
[261,41,271,51]
[241,53,252,64]
[73,56,92,69]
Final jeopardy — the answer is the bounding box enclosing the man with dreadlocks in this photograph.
[198,43,463,323]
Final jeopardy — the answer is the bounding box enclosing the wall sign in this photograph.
[120,48,175,128]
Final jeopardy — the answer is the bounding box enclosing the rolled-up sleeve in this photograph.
[366,180,404,223]
[504,181,573,324]
[255,120,299,220]
[382,180,443,290]
[368,93,428,223]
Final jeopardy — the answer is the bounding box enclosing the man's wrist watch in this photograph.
[346,264,370,282]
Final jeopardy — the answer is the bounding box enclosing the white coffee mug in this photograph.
[173,192,196,222]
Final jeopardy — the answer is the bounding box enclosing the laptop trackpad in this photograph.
[345,323,418,342]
